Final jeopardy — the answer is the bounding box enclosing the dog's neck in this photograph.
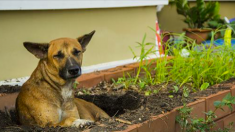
[41,60,76,100]
[41,60,65,88]
[32,60,72,88]
[61,80,74,101]
[29,60,76,101]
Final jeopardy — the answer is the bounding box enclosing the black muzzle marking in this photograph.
[59,57,81,80]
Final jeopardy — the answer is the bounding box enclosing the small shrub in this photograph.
[176,93,235,132]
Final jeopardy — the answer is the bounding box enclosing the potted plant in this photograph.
[172,0,220,44]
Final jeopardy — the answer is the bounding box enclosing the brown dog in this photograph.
[16,31,109,127]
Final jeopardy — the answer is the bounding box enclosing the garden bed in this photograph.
[0,77,234,132]
[1,41,235,131]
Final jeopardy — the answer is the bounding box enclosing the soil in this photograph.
[0,78,234,132]
[0,85,21,96]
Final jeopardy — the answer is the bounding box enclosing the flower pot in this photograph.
[184,28,212,44]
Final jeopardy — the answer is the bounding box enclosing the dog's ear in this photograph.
[23,42,49,59]
[77,30,95,52]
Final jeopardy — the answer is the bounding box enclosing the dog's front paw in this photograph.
[72,119,94,128]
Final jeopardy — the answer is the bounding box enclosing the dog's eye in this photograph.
[53,51,64,59]
[73,49,81,56]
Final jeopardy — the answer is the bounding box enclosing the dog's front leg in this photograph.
[57,103,94,127]
[57,117,93,128]
[72,118,94,128]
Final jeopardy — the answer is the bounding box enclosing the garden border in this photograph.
[0,57,235,131]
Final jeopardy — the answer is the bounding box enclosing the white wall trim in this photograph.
[0,0,169,10]
[0,54,161,86]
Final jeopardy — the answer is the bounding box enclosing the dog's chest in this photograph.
[58,87,73,121]
[57,108,63,122]
[61,87,73,101]
[60,81,74,101]
[57,82,75,121]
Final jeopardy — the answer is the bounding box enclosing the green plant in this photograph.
[82,89,90,95]
[169,85,180,94]
[165,31,235,91]
[207,18,226,29]
[182,86,190,98]
[117,29,235,94]
[138,81,146,90]
[169,85,180,98]
[113,34,159,93]
[129,34,156,85]
[176,93,235,132]
[73,81,79,89]
[145,90,151,96]
[112,73,135,89]
[200,82,209,91]
[208,21,235,39]
[153,56,169,84]
[228,21,235,37]
[173,85,179,93]
[171,0,220,29]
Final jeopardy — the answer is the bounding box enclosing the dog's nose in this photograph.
[68,66,81,76]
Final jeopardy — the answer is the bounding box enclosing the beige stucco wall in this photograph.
[0,6,156,80]
[158,2,235,33]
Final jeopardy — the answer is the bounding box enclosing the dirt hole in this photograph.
[76,91,146,117]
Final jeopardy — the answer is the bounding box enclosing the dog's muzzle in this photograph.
[59,58,82,80]
[68,66,81,76]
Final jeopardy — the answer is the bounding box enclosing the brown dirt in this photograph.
[0,85,21,94]
[0,78,234,131]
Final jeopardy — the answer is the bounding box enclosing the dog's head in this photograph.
[24,30,95,80]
